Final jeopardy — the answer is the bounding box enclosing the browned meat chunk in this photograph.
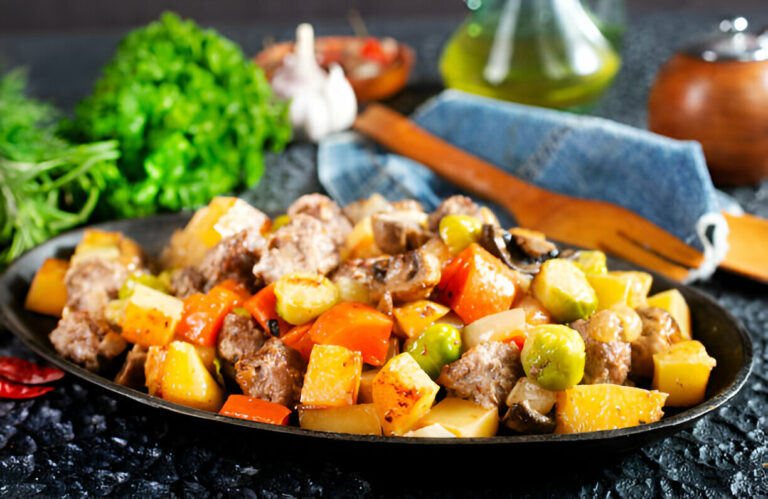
[49,311,127,372]
[169,267,206,299]
[217,313,267,378]
[631,307,679,378]
[235,338,306,407]
[114,344,148,388]
[571,312,631,385]
[199,230,261,293]
[427,195,498,231]
[438,341,523,410]
[64,259,129,319]
[253,214,340,285]
[371,211,432,254]
[287,193,352,248]
[333,246,441,304]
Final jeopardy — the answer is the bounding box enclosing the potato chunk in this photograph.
[299,404,382,435]
[555,384,667,434]
[372,353,440,436]
[415,398,498,438]
[300,345,362,407]
[145,341,224,412]
[393,300,450,339]
[653,340,716,407]
[25,258,69,317]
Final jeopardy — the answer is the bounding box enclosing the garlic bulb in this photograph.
[271,23,358,142]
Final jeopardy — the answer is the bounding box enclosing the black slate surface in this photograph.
[2,6,768,497]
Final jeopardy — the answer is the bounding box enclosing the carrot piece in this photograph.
[434,243,518,324]
[219,394,292,425]
[215,279,251,301]
[243,284,291,335]
[281,323,316,362]
[176,286,241,347]
[24,258,69,317]
[309,302,393,366]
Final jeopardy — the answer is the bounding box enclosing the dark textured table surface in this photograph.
[2,7,768,498]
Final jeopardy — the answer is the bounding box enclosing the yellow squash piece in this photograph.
[24,258,69,317]
[647,289,691,340]
[415,398,499,438]
[574,250,608,275]
[372,353,440,436]
[609,271,653,308]
[555,384,667,434]
[298,404,382,435]
[393,300,451,339]
[300,345,362,407]
[653,340,716,407]
[145,341,224,412]
[121,284,183,347]
[586,273,633,311]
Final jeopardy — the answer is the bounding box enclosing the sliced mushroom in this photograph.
[371,211,432,255]
[369,248,442,303]
[478,225,558,275]
[503,400,557,434]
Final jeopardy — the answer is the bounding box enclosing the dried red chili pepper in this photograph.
[0,356,65,384]
[0,379,54,399]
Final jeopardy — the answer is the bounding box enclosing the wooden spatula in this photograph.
[721,212,768,282]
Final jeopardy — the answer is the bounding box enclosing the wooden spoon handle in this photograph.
[352,104,545,213]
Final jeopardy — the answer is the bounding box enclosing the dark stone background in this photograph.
[1,3,767,497]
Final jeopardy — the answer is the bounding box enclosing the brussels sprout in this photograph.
[573,250,608,275]
[531,259,597,323]
[405,323,463,379]
[438,214,482,255]
[521,325,585,391]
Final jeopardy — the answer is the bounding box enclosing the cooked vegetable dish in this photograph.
[27,193,717,437]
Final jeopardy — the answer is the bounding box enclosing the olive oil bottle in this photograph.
[440,0,621,112]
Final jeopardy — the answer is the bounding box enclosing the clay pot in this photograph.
[648,18,768,185]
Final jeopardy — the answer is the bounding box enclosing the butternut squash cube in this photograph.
[415,398,499,438]
[145,341,224,412]
[653,340,716,407]
[555,384,667,434]
[393,300,451,339]
[24,258,69,317]
[300,345,363,407]
[609,271,653,308]
[121,284,183,347]
[647,289,691,341]
[586,273,633,311]
[298,404,382,435]
[372,353,440,436]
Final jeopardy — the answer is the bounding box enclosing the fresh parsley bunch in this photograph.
[0,70,120,267]
[63,12,292,218]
